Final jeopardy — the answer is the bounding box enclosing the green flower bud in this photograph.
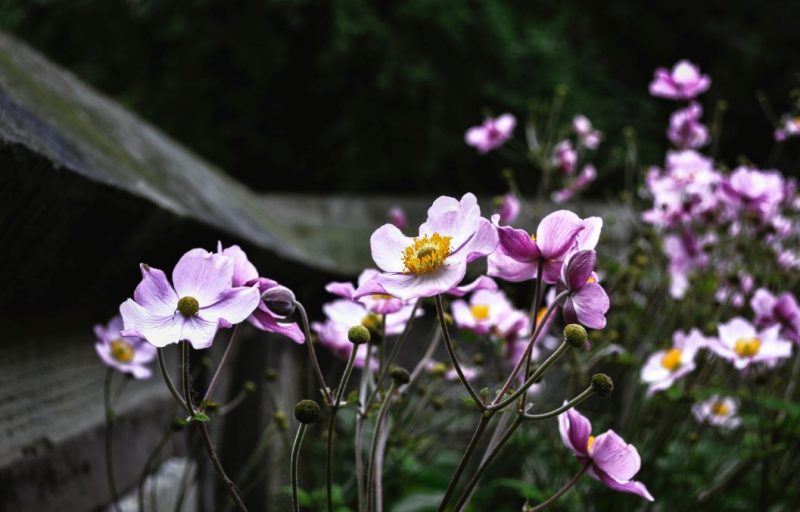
[294,399,322,424]
[243,380,257,394]
[430,362,447,377]
[264,368,278,382]
[273,411,288,431]
[564,324,588,348]
[389,366,410,385]
[348,325,371,345]
[591,373,614,396]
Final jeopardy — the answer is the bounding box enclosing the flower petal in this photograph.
[558,406,592,456]
[371,224,412,273]
[134,264,178,316]
[496,225,540,261]
[219,244,259,286]
[325,281,357,300]
[590,430,641,482]
[446,275,498,297]
[172,248,235,305]
[180,316,220,350]
[567,283,609,329]
[488,247,538,282]
[536,210,584,259]
[563,250,596,291]
[249,309,305,344]
[376,263,467,301]
[200,285,260,326]
[452,217,499,263]
[596,470,655,502]
[120,299,183,348]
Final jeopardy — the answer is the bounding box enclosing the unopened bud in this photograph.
[294,399,321,424]
[563,324,588,348]
[273,411,288,431]
[264,368,277,382]
[243,380,257,394]
[430,362,447,377]
[262,286,296,316]
[591,373,614,396]
[348,325,371,345]
[389,366,410,385]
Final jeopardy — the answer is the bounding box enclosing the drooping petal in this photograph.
[496,224,540,261]
[249,309,305,344]
[536,210,584,259]
[596,471,655,502]
[134,264,178,315]
[487,247,538,282]
[558,407,592,456]
[325,281,357,300]
[446,275,498,297]
[370,224,413,273]
[590,430,641,482]
[120,299,183,348]
[200,285,261,326]
[577,217,603,250]
[566,283,609,329]
[172,248,235,305]
[180,316,220,350]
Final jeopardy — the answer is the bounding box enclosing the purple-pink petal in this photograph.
[590,430,641,482]
[496,224,540,261]
[134,264,178,316]
[120,299,183,348]
[172,248,235,305]
[536,210,584,259]
[558,407,592,457]
[595,471,655,501]
[200,285,261,326]
[564,250,596,291]
[250,309,305,344]
[565,282,609,329]
[370,224,411,273]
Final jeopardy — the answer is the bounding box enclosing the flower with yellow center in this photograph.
[110,339,135,363]
[470,304,490,321]
[660,348,683,372]
[734,337,761,358]
[711,401,730,417]
[402,233,452,275]
[587,434,596,452]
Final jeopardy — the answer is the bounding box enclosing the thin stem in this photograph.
[157,347,188,411]
[200,324,243,411]
[453,417,522,511]
[291,424,308,512]
[367,383,397,511]
[492,292,567,407]
[367,299,420,407]
[103,368,123,512]
[522,264,545,412]
[490,341,570,412]
[527,462,589,512]
[355,341,375,512]
[402,326,442,394]
[182,342,249,511]
[295,300,334,405]
[138,427,175,512]
[434,294,485,410]
[523,386,594,421]
[437,412,494,511]
[374,416,391,512]
[326,347,359,511]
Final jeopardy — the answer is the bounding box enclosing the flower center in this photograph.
[661,348,683,372]
[587,435,596,452]
[711,401,730,417]
[110,339,135,363]
[402,233,452,275]
[371,293,394,300]
[470,304,490,321]
[177,296,200,317]
[586,276,597,284]
[734,337,761,358]
[535,307,548,326]
[361,313,382,332]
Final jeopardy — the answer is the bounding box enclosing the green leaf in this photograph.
[190,412,210,422]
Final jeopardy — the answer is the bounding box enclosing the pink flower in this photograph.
[557,250,610,330]
[692,395,741,429]
[218,244,304,343]
[572,115,602,149]
[495,193,521,225]
[640,329,709,397]
[488,210,602,284]
[327,269,409,315]
[649,60,711,100]
[355,193,498,301]
[663,231,712,299]
[311,299,420,367]
[558,407,654,501]
[668,102,709,149]
[120,249,261,349]
[553,139,578,174]
[552,165,597,204]
[709,317,792,370]
[721,167,784,220]
[451,288,523,337]
[751,288,800,345]
[388,206,408,230]
[774,115,800,141]
[445,275,499,297]
[95,316,156,379]
[465,114,517,153]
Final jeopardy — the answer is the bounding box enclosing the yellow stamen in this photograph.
[711,401,730,416]
[371,293,393,300]
[361,313,382,331]
[660,348,683,372]
[110,339,135,363]
[402,233,452,275]
[587,435,596,452]
[535,307,548,326]
[470,304,490,321]
[530,234,537,242]
[586,276,597,284]
[734,337,761,358]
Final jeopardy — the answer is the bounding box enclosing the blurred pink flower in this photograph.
[751,288,800,345]
[572,115,602,149]
[495,193,521,225]
[692,395,741,429]
[667,102,709,149]
[649,60,710,100]
[388,206,408,230]
[553,139,578,174]
[451,288,523,337]
[640,329,709,397]
[553,165,597,204]
[95,316,156,379]
[709,317,792,370]
[465,114,517,153]
[327,269,409,315]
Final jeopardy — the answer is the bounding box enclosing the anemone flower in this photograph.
[751,288,800,344]
[558,250,609,330]
[710,317,792,370]
[326,269,409,315]
[558,407,654,501]
[649,60,710,100]
[465,114,516,153]
[120,248,261,349]
[640,329,709,397]
[95,316,156,379]
[691,395,741,429]
[354,193,498,301]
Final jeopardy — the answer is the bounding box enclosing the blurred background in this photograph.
[2,0,799,197]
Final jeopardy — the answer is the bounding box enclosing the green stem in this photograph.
[157,347,188,411]
[367,383,397,511]
[200,323,242,411]
[366,299,420,407]
[291,424,308,512]
[326,346,359,511]
[527,462,589,512]
[521,264,545,412]
[103,368,123,512]
[295,300,334,405]
[434,294,485,410]
[489,341,570,412]
[437,412,494,511]
[523,386,594,421]
[138,427,174,512]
